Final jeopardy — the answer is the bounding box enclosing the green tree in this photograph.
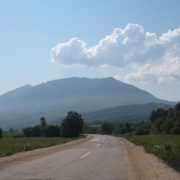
[101,122,114,134]
[171,121,180,134]
[23,127,34,137]
[0,127,2,139]
[61,112,84,138]
[45,125,61,137]
[40,117,47,126]
[175,103,180,111]
[40,117,47,137]
[150,110,157,122]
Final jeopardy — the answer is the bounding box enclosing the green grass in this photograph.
[124,135,180,172]
[0,136,84,157]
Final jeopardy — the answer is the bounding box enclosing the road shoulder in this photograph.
[0,135,93,170]
[120,137,180,180]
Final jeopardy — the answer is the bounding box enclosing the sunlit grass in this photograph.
[125,135,180,172]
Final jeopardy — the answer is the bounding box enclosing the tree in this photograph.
[150,110,157,122]
[101,122,114,134]
[32,126,42,137]
[40,117,47,126]
[0,128,2,139]
[23,127,34,137]
[45,125,61,137]
[175,103,180,111]
[171,121,180,134]
[40,117,47,137]
[135,122,150,135]
[61,112,84,138]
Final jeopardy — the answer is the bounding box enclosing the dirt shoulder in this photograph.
[120,137,180,180]
[0,135,93,170]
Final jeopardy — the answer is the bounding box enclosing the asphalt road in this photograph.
[0,135,128,180]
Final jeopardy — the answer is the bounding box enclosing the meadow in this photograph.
[125,135,180,172]
[0,136,81,157]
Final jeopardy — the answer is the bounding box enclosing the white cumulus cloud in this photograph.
[50,24,180,83]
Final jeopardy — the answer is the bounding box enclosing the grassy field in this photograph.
[125,135,180,172]
[0,136,84,157]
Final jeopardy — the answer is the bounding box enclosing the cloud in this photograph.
[51,24,180,83]
[125,57,180,83]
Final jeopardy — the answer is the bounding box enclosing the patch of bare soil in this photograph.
[120,137,180,180]
[0,135,92,170]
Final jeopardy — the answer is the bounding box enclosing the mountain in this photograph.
[82,103,173,123]
[0,77,173,129]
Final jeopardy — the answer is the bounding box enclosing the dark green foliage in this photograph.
[150,110,157,122]
[32,126,42,137]
[40,117,47,126]
[23,127,34,137]
[138,103,180,135]
[61,112,84,138]
[82,124,100,134]
[113,123,133,134]
[135,122,150,135]
[171,121,180,134]
[13,133,24,138]
[44,125,61,137]
[114,103,180,136]
[175,103,180,111]
[23,117,61,137]
[149,104,180,134]
[0,128,2,139]
[101,122,114,134]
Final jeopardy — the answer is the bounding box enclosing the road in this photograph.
[0,135,128,180]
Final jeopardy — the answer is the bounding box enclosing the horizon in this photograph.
[1,0,180,101]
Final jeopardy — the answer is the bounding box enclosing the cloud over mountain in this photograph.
[51,24,180,83]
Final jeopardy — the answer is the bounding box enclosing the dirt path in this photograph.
[120,137,180,180]
[0,135,93,170]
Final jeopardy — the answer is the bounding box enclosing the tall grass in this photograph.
[0,136,82,157]
[125,135,180,172]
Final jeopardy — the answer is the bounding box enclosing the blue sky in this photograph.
[0,0,180,101]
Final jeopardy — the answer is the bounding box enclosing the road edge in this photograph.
[120,137,180,180]
[0,134,93,170]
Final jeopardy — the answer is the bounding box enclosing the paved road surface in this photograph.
[0,135,128,180]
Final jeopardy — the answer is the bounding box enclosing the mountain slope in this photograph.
[82,103,173,123]
[0,77,172,129]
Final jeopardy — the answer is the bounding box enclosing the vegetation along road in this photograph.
[0,134,180,180]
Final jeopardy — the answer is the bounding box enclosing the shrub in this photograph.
[0,128,2,139]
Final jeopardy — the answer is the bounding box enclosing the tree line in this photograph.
[0,111,84,139]
[93,103,180,135]
[1,103,180,138]
[23,111,84,138]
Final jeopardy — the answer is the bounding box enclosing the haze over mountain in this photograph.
[0,77,173,129]
[82,103,173,123]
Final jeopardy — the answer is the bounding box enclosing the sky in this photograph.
[0,0,180,101]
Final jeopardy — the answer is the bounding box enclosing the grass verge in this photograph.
[0,135,85,157]
[124,135,180,172]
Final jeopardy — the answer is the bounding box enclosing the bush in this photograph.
[135,122,150,135]
[171,122,180,134]
[45,125,61,137]
[175,103,180,111]
[101,122,114,134]
[0,128,2,139]
[13,133,24,138]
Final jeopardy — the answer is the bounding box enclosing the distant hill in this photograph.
[0,77,173,129]
[82,103,173,123]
